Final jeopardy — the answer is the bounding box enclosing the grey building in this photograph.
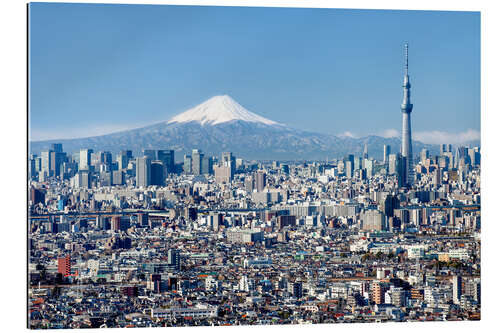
[256,171,267,192]
[383,145,391,164]
[79,149,93,171]
[112,170,124,185]
[361,209,386,231]
[201,155,213,175]
[191,149,203,176]
[183,154,192,174]
[136,156,151,187]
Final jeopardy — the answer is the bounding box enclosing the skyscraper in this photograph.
[151,160,165,186]
[221,152,236,179]
[400,42,414,186]
[453,275,462,305]
[142,149,156,160]
[79,149,93,171]
[201,155,213,175]
[420,149,429,164]
[168,249,181,271]
[51,143,63,153]
[183,154,192,174]
[136,156,151,187]
[117,153,128,170]
[191,149,203,176]
[256,171,267,192]
[383,145,391,164]
[344,154,354,178]
[157,150,175,174]
[41,150,52,177]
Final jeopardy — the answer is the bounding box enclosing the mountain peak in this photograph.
[167,95,280,126]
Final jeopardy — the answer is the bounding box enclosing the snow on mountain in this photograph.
[167,95,280,126]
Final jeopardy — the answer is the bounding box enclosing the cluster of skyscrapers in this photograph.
[27,43,480,328]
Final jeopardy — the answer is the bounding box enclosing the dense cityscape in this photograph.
[27,138,481,328]
[27,40,481,329]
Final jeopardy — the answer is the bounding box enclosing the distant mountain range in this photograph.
[29,95,478,161]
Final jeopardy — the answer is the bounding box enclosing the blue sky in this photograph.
[29,3,480,144]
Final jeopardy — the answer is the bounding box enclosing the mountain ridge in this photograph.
[29,95,478,160]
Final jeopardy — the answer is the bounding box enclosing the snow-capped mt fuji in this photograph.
[167,95,280,126]
[30,95,439,159]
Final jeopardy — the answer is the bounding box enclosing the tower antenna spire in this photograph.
[404,41,409,75]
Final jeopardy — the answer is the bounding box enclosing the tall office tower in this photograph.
[102,151,113,168]
[453,275,462,305]
[79,149,93,171]
[354,156,362,171]
[455,146,470,168]
[469,147,480,166]
[383,145,391,164]
[420,149,429,164]
[433,168,442,186]
[150,161,165,186]
[112,170,124,185]
[183,154,192,174]
[136,156,151,187]
[363,143,368,159]
[41,150,52,176]
[345,161,353,178]
[391,153,406,188]
[221,152,236,178]
[51,143,63,153]
[344,154,354,166]
[440,144,447,156]
[142,149,156,160]
[157,150,174,173]
[34,156,42,173]
[400,42,414,186]
[167,249,181,271]
[50,151,65,178]
[344,154,354,178]
[29,155,37,178]
[191,149,203,176]
[256,171,267,192]
[201,155,213,175]
[72,170,91,188]
[365,159,374,178]
[91,152,101,167]
[388,153,398,174]
[117,152,128,170]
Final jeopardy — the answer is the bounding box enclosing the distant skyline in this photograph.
[29,3,480,144]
